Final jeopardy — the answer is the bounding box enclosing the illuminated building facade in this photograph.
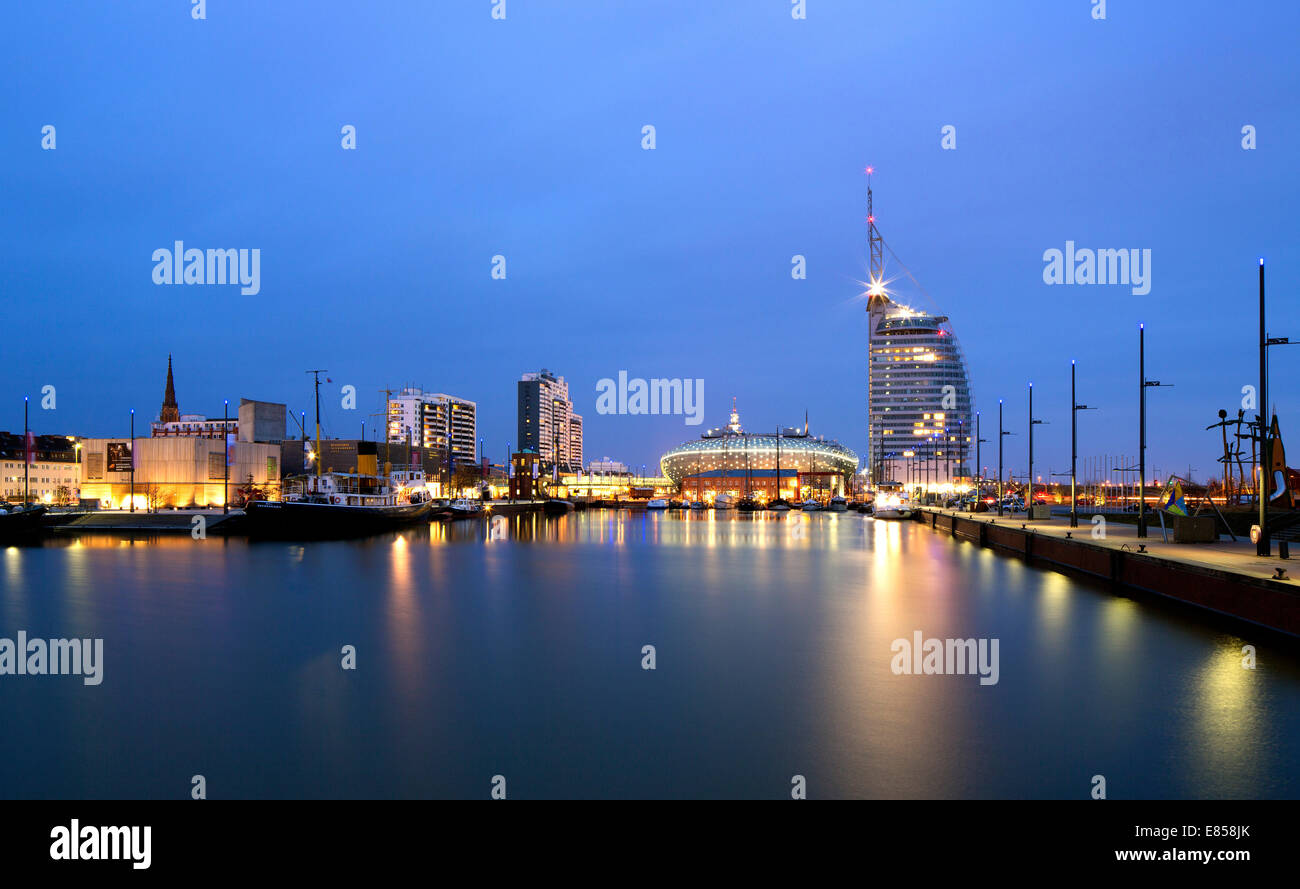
[517,369,583,472]
[660,402,858,502]
[387,388,477,466]
[79,437,281,509]
[866,296,973,485]
[0,433,81,503]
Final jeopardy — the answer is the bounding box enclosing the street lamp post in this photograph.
[998,400,1005,516]
[1028,384,1036,513]
[1070,360,1095,528]
[223,399,229,515]
[1138,323,1172,538]
[23,395,29,506]
[1258,258,1268,554]
[129,409,136,513]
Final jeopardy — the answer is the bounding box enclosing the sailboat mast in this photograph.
[307,369,327,479]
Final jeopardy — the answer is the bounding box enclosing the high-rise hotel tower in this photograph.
[864,175,973,486]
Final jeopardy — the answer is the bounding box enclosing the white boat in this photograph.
[767,499,791,512]
[450,498,484,516]
[871,493,912,520]
[646,499,669,509]
[800,498,822,511]
[828,495,848,512]
[713,493,736,509]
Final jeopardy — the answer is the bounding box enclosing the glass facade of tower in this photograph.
[867,298,973,485]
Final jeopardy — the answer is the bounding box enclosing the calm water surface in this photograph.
[2,510,1297,799]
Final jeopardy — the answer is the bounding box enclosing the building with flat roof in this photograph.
[518,369,583,472]
[0,433,81,504]
[80,437,280,510]
[387,388,476,467]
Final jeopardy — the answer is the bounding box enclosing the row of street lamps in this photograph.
[984,326,1169,533]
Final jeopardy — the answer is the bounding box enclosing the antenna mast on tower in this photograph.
[866,166,886,307]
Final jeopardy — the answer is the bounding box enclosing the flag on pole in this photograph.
[25,430,35,465]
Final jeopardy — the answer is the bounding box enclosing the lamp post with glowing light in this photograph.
[1138,324,1172,538]
[998,400,1016,517]
[129,408,135,513]
[23,395,30,506]
[1070,360,1096,528]
[223,399,229,514]
[1028,383,1045,517]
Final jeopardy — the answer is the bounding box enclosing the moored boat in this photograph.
[0,504,47,541]
[244,473,433,539]
[646,498,669,509]
[543,499,574,516]
[871,493,913,520]
[800,498,822,511]
[713,493,736,509]
[829,495,848,512]
[449,498,485,517]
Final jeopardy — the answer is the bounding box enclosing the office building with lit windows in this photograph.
[866,295,973,485]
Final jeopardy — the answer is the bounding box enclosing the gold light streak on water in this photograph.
[1189,639,1264,792]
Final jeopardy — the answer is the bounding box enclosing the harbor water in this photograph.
[2,510,1298,799]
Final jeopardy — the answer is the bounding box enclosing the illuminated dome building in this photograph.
[659,400,859,503]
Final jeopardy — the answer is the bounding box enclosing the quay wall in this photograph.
[914,508,1300,637]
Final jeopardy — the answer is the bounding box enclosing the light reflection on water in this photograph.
[1,511,1298,799]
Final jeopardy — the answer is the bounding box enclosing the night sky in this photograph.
[3,1,1297,482]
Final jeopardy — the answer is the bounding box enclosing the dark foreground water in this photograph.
[2,510,1298,799]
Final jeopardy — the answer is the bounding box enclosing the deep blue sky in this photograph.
[3,1,1297,482]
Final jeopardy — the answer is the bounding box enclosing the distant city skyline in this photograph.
[3,2,1297,484]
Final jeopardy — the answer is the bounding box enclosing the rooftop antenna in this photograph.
[865,165,886,306]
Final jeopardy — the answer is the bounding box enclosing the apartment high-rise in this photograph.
[387,388,477,466]
[517,369,583,471]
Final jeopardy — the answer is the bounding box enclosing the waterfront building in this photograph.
[386,388,477,466]
[283,438,479,498]
[866,295,973,486]
[588,457,630,475]
[79,436,280,509]
[659,401,858,503]
[517,369,583,472]
[862,175,973,487]
[559,471,673,500]
[0,433,81,504]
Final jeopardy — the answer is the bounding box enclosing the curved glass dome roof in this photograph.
[659,401,859,485]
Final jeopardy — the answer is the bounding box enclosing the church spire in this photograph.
[160,354,180,423]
